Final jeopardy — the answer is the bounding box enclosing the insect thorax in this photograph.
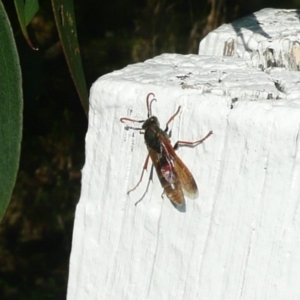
[144,126,162,153]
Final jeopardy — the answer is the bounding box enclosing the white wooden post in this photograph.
[67,9,300,300]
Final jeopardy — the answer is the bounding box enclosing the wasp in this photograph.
[120,93,213,206]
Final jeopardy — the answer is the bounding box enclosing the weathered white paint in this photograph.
[68,9,300,300]
[199,8,300,70]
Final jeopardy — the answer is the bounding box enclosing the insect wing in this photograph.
[173,154,199,199]
[161,138,199,200]
[148,147,185,206]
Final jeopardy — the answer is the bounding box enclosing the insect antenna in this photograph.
[146,92,156,118]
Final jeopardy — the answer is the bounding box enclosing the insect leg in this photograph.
[134,164,154,206]
[120,117,144,123]
[127,154,151,195]
[164,106,181,133]
[173,130,213,150]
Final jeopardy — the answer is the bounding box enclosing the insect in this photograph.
[120,93,213,206]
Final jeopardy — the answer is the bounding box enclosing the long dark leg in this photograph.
[164,106,181,133]
[127,154,150,194]
[134,164,154,206]
[173,130,213,150]
[120,117,144,123]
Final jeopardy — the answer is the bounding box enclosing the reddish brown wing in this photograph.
[173,154,198,199]
[148,147,185,206]
[159,135,199,200]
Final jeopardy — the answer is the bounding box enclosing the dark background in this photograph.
[0,0,299,298]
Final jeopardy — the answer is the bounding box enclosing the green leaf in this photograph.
[0,2,23,222]
[24,0,39,25]
[51,0,89,115]
[14,0,39,49]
